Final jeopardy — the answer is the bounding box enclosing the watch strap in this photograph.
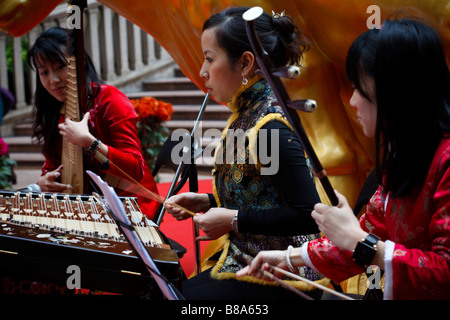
[352,233,380,268]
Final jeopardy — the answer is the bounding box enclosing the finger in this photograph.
[313,202,329,213]
[311,209,320,220]
[46,183,72,192]
[253,262,269,280]
[248,254,263,274]
[236,266,250,277]
[164,194,180,205]
[192,214,202,224]
[64,116,73,123]
[82,112,90,123]
[195,234,213,241]
[164,204,182,215]
[334,190,349,208]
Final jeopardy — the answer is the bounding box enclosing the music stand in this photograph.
[87,171,184,300]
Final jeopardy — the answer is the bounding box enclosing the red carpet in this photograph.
[157,179,213,277]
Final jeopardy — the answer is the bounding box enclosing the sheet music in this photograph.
[86,171,180,300]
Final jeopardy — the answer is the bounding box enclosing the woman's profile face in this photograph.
[35,54,69,102]
[350,76,377,138]
[199,27,243,103]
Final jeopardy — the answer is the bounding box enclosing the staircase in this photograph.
[4,72,230,183]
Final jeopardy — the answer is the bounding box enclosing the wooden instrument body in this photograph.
[61,56,84,194]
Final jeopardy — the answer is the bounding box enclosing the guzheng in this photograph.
[0,190,180,296]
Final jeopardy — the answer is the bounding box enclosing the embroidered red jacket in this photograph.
[304,137,450,299]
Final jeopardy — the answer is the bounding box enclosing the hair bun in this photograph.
[272,12,296,42]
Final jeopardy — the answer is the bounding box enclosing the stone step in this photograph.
[8,152,45,169]
[13,123,34,137]
[171,104,230,121]
[5,128,222,171]
[10,118,228,143]
[142,77,200,91]
[7,75,223,172]
[3,136,42,153]
[127,90,210,105]
[7,144,217,173]
[165,119,227,137]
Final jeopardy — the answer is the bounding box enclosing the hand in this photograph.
[58,112,94,148]
[37,165,72,192]
[164,192,211,221]
[236,249,303,280]
[193,207,236,241]
[312,190,367,251]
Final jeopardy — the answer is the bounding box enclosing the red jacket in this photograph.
[42,84,160,219]
[304,137,450,299]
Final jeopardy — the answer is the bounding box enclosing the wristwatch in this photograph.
[352,233,379,268]
[85,139,101,157]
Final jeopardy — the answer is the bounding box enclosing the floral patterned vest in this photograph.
[210,77,323,288]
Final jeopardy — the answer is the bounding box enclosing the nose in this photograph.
[50,70,61,84]
[199,64,208,79]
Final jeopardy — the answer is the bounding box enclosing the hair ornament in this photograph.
[272,10,286,18]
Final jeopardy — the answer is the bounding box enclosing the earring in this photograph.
[242,76,248,85]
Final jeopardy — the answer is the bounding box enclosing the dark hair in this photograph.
[203,7,309,68]
[27,27,102,166]
[346,18,450,197]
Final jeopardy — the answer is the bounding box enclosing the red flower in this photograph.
[132,96,173,122]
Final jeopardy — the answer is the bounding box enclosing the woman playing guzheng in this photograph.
[164,7,325,300]
[27,27,160,219]
[238,18,450,300]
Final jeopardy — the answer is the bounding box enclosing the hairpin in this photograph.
[272,10,286,18]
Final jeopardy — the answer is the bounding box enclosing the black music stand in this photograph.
[87,171,184,300]
[153,93,210,275]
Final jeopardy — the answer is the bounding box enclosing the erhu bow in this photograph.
[243,7,339,206]
[61,0,88,194]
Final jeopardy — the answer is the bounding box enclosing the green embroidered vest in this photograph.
[211,78,322,283]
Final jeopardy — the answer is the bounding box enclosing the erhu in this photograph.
[238,6,350,300]
[243,7,338,206]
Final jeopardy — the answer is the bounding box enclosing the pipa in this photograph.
[61,0,88,194]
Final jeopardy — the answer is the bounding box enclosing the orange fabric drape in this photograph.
[2,0,449,204]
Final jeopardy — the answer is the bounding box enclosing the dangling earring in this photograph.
[242,76,248,85]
